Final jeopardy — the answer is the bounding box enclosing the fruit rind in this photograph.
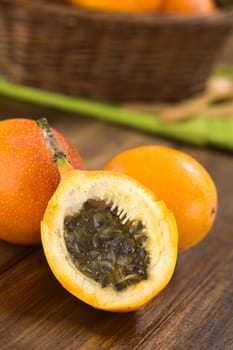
[41,170,178,312]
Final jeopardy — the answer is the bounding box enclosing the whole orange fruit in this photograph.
[104,146,218,250]
[162,0,216,15]
[0,118,84,245]
[71,0,163,13]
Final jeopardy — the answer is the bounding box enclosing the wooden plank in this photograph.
[0,240,36,275]
[0,98,232,349]
[138,251,233,350]
[0,96,62,119]
[0,215,232,350]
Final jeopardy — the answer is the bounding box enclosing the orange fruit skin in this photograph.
[0,118,84,245]
[71,0,163,13]
[104,146,218,250]
[162,0,216,15]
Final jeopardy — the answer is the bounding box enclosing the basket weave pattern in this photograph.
[0,0,232,102]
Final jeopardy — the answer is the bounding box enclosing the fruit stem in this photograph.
[37,117,73,178]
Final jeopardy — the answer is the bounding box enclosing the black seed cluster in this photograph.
[64,201,150,291]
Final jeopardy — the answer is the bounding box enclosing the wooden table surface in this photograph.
[0,96,232,350]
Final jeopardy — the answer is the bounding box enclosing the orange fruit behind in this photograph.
[162,0,216,15]
[0,118,84,245]
[71,0,163,13]
[104,146,218,250]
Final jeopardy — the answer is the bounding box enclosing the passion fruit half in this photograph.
[38,118,178,312]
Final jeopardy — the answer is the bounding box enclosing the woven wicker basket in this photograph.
[0,0,232,102]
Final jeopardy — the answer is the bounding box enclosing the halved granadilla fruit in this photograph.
[38,118,178,312]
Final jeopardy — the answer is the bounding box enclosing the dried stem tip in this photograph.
[37,117,71,170]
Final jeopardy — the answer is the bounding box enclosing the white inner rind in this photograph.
[41,171,177,311]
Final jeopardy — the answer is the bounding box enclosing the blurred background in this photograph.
[0,0,232,150]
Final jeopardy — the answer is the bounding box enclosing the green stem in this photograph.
[37,117,70,168]
[0,72,232,152]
